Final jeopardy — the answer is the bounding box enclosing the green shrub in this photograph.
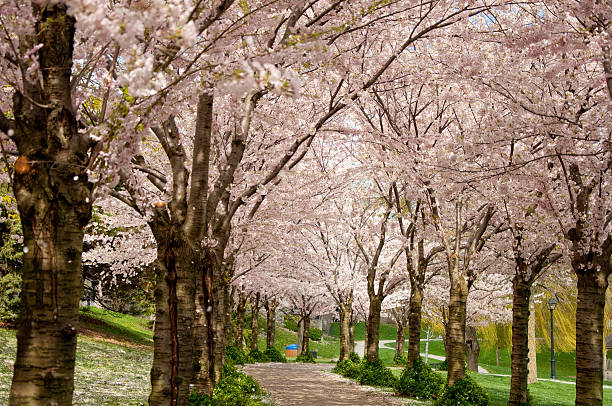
[359,359,397,387]
[436,375,489,406]
[349,352,361,363]
[393,353,406,366]
[225,345,247,365]
[0,272,21,322]
[436,359,448,371]
[296,351,316,363]
[309,327,322,341]
[263,347,286,363]
[248,349,270,363]
[395,357,444,399]
[333,359,362,379]
[189,363,265,406]
[284,317,298,331]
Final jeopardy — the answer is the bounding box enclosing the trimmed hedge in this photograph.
[188,363,265,406]
[395,357,444,399]
[225,346,248,365]
[333,359,362,379]
[359,359,397,387]
[436,375,489,406]
[296,351,316,363]
[349,352,361,363]
[248,349,270,363]
[263,347,287,363]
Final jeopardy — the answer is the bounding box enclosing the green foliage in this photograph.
[0,272,20,322]
[333,359,362,379]
[189,363,266,406]
[437,375,490,406]
[393,352,406,366]
[296,351,316,363]
[283,316,323,341]
[395,357,444,399]
[436,359,448,371]
[309,327,322,341]
[226,345,248,365]
[248,349,270,363]
[359,359,397,387]
[349,352,361,363]
[284,316,298,332]
[263,347,286,363]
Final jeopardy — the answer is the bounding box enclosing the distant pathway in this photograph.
[354,340,489,374]
[243,363,406,406]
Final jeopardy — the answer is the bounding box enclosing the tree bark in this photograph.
[575,269,609,405]
[234,293,247,350]
[8,4,94,405]
[339,304,352,361]
[528,301,537,384]
[446,278,468,386]
[395,323,406,362]
[265,300,277,349]
[465,325,480,372]
[366,298,382,362]
[191,256,213,395]
[406,285,424,367]
[509,276,532,405]
[250,293,260,352]
[148,228,197,406]
[300,315,311,356]
[348,315,355,355]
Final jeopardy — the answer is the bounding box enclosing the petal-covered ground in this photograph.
[243,362,420,406]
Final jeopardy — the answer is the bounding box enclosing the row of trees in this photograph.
[0,0,610,405]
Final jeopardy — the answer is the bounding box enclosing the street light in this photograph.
[547,296,559,380]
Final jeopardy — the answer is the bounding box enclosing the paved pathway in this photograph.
[243,363,407,406]
[354,340,489,373]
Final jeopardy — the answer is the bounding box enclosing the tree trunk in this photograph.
[192,258,213,395]
[297,318,304,354]
[465,325,479,372]
[8,4,94,405]
[446,278,468,386]
[148,229,197,406]
[528,301,537,384]
[349,316,355,355]
[395,323,406,362]
[250,293,260,352]
[235,294,247,350]
[575,270,608,405]
[300,315,311,356]
[339,304,352,361]
[366,298,382,362]
[406,285,424,367]
[265,301,277,349]
[509,276,532,405]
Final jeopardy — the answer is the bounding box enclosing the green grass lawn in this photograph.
[329,321,401,341]
[0,328,152,405]
[79,306,153,346]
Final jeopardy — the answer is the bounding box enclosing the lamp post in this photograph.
[547,297,558,380]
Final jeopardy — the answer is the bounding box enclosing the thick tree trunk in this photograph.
[265,301,277,349]
[509,277,532,405]
[300,315,311,356]
[192,258,213,395]
[446,279,468,386]
[192,255,214,394]
[297,318,304,354]
[148,230,197,406]
[250,293,260,352]
[235,294,247,350]
[339,304,352,361]
[349,316,355,355]
[8,5,94,405]
[465,325,480,372]
[395,323,406,362]
[406,285,424,367]
[366,298,382,362]
[575,270,608,405]
[528,301,537,384]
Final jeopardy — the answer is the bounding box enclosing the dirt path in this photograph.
[243,363,408,406]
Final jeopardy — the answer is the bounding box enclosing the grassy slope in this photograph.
[0,308,153,405]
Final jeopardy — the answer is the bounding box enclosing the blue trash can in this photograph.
[285,344,298,357]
